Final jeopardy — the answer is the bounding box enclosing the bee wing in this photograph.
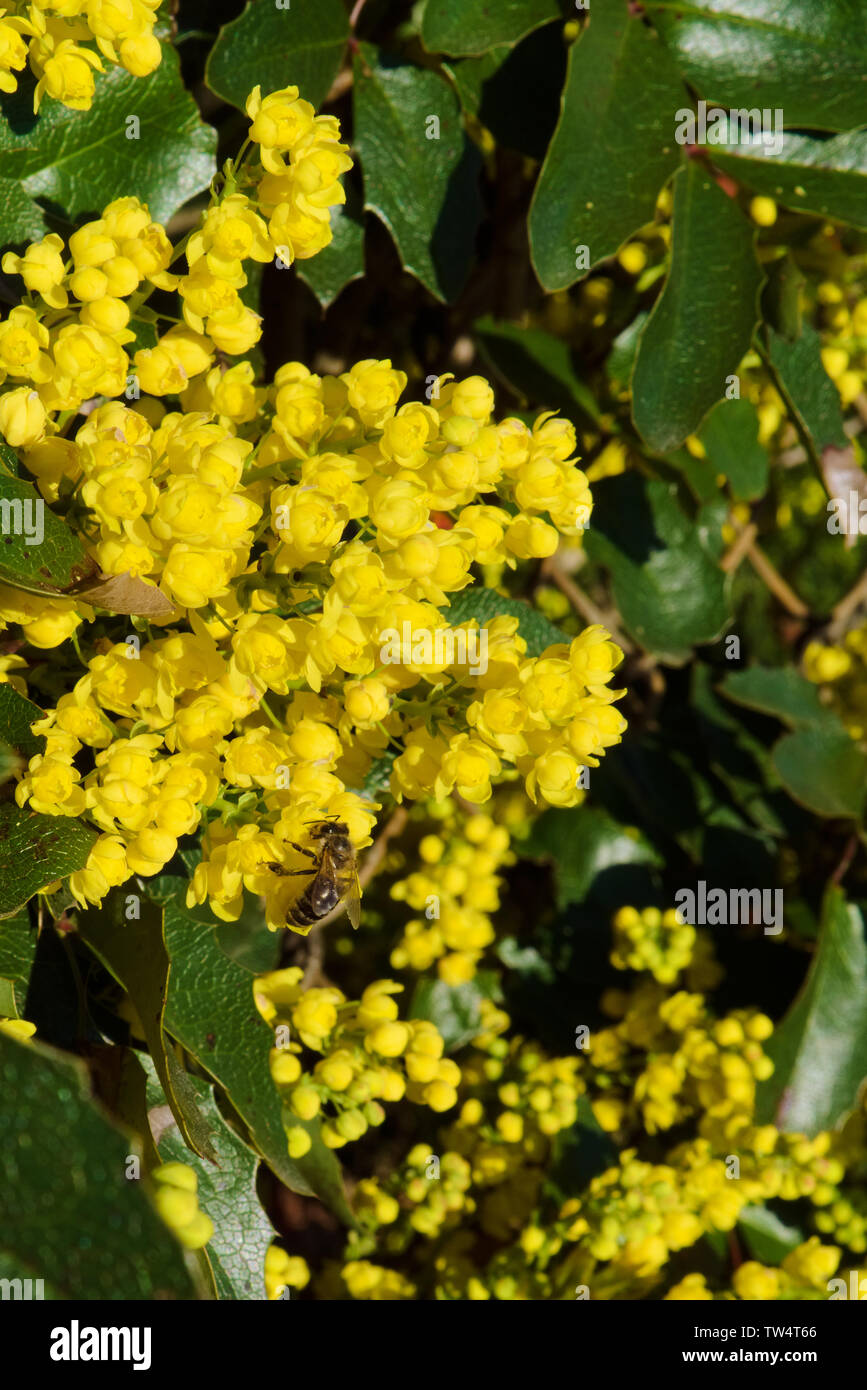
[346,867,362,930]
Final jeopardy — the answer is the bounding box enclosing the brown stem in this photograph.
[831,833,859,888]
[720,521,759,574]
[540,554,633,652]
[737,529,810,617]
[359,805,408,888]
[828,567,867,641]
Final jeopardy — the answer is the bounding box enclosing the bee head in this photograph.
[307,818,349,839]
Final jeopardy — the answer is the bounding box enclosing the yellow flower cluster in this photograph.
[0,85,349,454]
[804,625,867,741]
[151,1161,213,1250]
[586,982,775,1136]
[0,80,624,926]
[255,970,460,1154]
[666,1239,844,1301]
[390,802,514,982]
[8,435,624,917]
[341,1260,416,1300]
[0,0,162,110]
[610,905,695,984]
[264,1243,310,1299]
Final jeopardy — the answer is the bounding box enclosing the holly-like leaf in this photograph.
[0,472,96,596]
[0,176,48,247]
[721,668,866,818]
[529,4,686,290]
[585,474,729,659]
[760,323,848,479]
[353,46,482,302]
[0,684,45,762]
[440,586,570,658]
[721,666,840,731]
[0,45,216,225]
[546,1096,619,1199]
[0,909,36,1018]
[145,1061,275,1301]
[0,805,97,917]
[421,0,562,57]
[712,130,867,228]
[0,1032,198,1298]
[409,974,500,1052]
[297,189,365,308]
[161,892,352,1224]
[524,805,661,908]
[206,0,349,112]
[647,0,867,132]
[738,1205,804,1264]
[632,162,764,452]
[756,887,867,1134]
[698,398,769,502]
[771,726,867,820]
[0,473,175,616]
[79,898,218,1163]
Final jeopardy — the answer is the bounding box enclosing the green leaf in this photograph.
[721,668,866,818]
[0,1032,198,1298]
[524,805,661,909]
[712,130,867,228]
[475,316,601,427]
[0,474,173,617]
[297,189,365,308]
[585,474,729,658]
[0,909,36,1018]
[444,24,567,160]
[546,1096,619,1198]
[0,805,97,917]
[0,472,97,596]
[409,973,500,1051]
[0,45,216,226]
[146,1062,275,1301]
[771,726,867,820]
[353,46,482,302]
[762,255,806,342]
[647,0,867,132]
[738,1205,804,1264]
[79,898,218,1163]
[0,684,45,762]
[606,311,649,388]
[206,0,349,112]
[632,162,764,452]
[760,323,848,470]
[698,398,769,502]
[721,666,840,730]
[528,6,686,290]
[440,586,570,658]
[756,887,867,1133]
[421,0,561,57]
[0,176,48,247]
[161,893,352,1224]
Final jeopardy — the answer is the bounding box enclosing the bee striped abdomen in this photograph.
[287,873,340,927]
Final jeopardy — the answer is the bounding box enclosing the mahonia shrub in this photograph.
[2,0,867,1320]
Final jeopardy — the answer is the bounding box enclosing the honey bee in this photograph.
[267,818,361,931]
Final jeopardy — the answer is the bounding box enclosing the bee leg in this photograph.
[266,862,317,877]
[285,841,318,860]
